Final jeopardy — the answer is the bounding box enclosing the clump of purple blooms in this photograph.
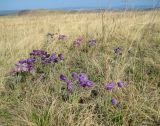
[79,73,93,87]
[105,80,124,91]
[60,72,94,92]
[15,58,35,73]
[12,50,64,75]
[105,80,125,105]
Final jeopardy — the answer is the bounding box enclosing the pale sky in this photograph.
[0,0,159,10]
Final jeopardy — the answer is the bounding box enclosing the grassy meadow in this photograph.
[0,10,160,126]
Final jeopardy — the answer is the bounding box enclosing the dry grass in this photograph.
[0,10,160,126]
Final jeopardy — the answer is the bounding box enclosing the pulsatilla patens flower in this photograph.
[105,82,115,90]
[71,72,79,80]
[60,74,67,82]
[89,39,96,46]
[117,80,124,88]
[111,98,118,105]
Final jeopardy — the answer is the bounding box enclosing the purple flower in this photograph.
[30,50,41,56]
[18,60,27,64]
[114,47,122,55]
[74,38,83,46]
[78,73,94,87]
[86,80,94,87]
[15,62,33,72]
[60,74,67,81]
[105,82,115,90]
[66,80,73,92]
[30,50,50,58]
[50,53,58,63]
[19,58,34,64]
[111,98,118,105]
[58,54,64,60]
[117,80,124,88]
[58,34,67,41]
[26,58,36,64]
[89,39,96,46]
[79,73,88,87]
[79,73,88,82]
[79,81,86,87]
[71,72,79,80]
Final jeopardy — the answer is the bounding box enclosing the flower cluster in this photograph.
[78,73,93,87]
[15,58,35,72]
[12,50,64,74]
[30,50,64,64]
[105,80,124,105]
[60,72,94,92]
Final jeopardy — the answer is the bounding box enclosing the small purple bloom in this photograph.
[66,80,73,92]
[71,72,79,80]
[89,39,96,46]
[86,80,94,87]
[18,58,35,64]
[117,80,124,88]
[105,82,115,90]
[18,59,27,64]
[15,62,33,72]
[79,81,86,87]
[58,54,64,60]
[78,73,93,87]
[74,38,83,46]
[50,53,58,63]
[30,50,49,57]
[58,34,67,41]
[79,73,88,87]
[111,98,118,105]
[114,47,122,55]
[79,73,88,82]
[60,74,67,81]
[26,58,36,64]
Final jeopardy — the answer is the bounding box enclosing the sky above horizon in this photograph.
[0,0,160,11]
